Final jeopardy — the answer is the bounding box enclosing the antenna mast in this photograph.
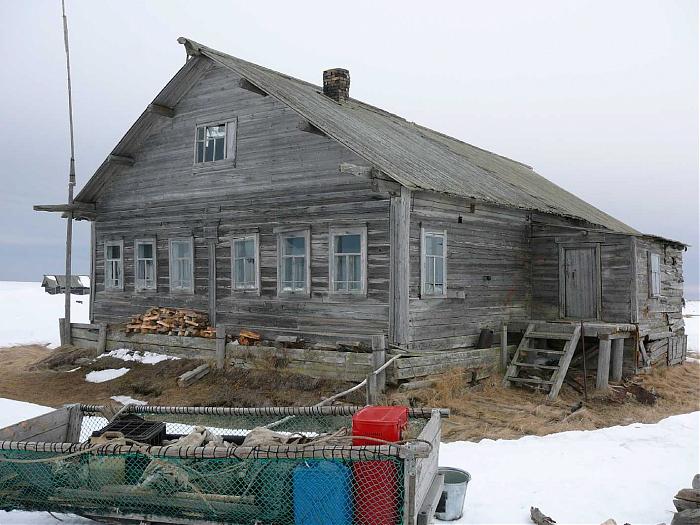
[61,0,76,345]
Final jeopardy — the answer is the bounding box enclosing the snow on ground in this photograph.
[110,395,148,405]
[99,347,180,364]
[0,398,54,429]
[84,367,130,383]
[0,281,89,347]
[0,397,697,524]
[442,411,700,524]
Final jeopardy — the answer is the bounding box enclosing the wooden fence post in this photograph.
[216,324,226,370]
[611,338,624,382]
[500,324,508,373]
[366,373,378,405]
[58,318,66,347]
[596,336,612,390]
[371,334,387,394]
[96,323,108,356]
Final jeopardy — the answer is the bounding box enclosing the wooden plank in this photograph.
[547,323,580,400]
[611,338,624,381]
[178,364,210,387]
[97,322,108,355]
[371,334,387,394]
[503,323,535,387]
[390,186,411,345]
[0,408,71,442]
[500,324,508,372]
[409,409,442,523]
[215,324,226,369]
[596,337,612,390]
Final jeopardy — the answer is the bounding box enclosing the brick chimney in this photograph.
[323,68,350,103]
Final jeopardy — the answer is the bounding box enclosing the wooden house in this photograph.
[41,275,90,295]
[38,38,687,390]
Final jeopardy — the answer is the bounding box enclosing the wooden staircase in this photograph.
[503,322,581,400]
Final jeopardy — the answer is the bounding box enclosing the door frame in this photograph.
[558,242,602,320]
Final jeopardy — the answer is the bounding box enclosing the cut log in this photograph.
[177,364,210,388]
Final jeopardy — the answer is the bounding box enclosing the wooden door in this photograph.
[562,246,599,319]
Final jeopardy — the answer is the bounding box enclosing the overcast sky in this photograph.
[1,0,698,298]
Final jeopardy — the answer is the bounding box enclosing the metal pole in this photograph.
[61,0,76,345]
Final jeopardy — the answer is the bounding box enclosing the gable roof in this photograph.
[79,37,646,236]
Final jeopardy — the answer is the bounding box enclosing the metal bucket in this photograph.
[434,467,470,521]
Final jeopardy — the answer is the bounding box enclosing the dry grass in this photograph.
[2,344,697,443]
[398,361,700,442]
[0,344,363,409]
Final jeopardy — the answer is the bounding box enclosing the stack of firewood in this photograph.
[125,307,216,338]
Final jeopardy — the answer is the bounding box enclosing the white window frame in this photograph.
[169,238,195,294]
[277,228,311,297]
[104,240,124,291]
[648,252,661,298]
[420,227,448,298]
[134,238,157,292]
[231,233,260,294]
[329,225,367,296]
[193,118,237,165]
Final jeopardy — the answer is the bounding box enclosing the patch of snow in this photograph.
[0,282,89,347]
[0,398,54,429]
[441,411,700,524]
[66,367,81,372]
[84,367,130,383]
[110,395,148,406]
[98,347,180,364]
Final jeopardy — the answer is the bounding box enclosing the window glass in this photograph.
[136,241,156,290]
[196,123,228,163]
[423,232,446,296]
[105,242,123,290]
[233,237,257,290]
[281,235,306,292]
[332,233,363,293]
[170,240,193,291]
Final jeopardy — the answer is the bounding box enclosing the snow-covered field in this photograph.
[0,281,89,347]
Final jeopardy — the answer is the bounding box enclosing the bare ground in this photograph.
[396,361,700,442]
[0,344,697,442]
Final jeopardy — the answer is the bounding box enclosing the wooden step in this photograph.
[513,362,559,370]
[521,348,565,355]
[528,331,574,340]
[508,377,554,385]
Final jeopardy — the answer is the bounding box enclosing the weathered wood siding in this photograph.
[530,216,633,323]
[634,237,685,338]
[407,192,531,351]
[93,61,391,343]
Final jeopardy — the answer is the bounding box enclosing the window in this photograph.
[104,241,123,291]
[649,252,661,298]
[421,228,447,297]
[232,234,259,292]
[278,230,310,295]
[330,226,367,294]
[135,239,156,291]
[169,238,194,293]
[194,120,237,164]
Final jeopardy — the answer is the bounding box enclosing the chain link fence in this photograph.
[0,405,433,524]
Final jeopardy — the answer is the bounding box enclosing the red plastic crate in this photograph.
[351,406,409,446]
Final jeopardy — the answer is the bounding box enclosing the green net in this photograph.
[0,405,429,525]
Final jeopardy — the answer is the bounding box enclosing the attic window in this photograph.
[194,120,237,164]
[648,252,661,298]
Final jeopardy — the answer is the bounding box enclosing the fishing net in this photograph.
[0,405,431,525]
